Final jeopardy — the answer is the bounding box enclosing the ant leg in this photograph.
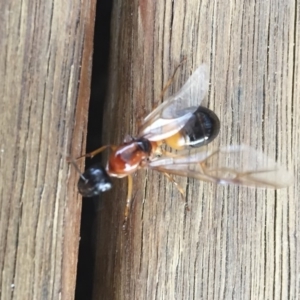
[76,145,117,161]
[123,174,133,229]
[160,149,196,159]
[154,147,183,158]
[160,149,180,158]
[198,149,222,174]
[158,58,187,101]
[163,172,190,211]
[163,172,185,197]
[136,59,187,128]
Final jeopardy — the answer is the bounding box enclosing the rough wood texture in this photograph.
[93,1,299,299]
[0,0,96,299]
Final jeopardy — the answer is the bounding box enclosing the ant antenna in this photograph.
[67,156,88,183]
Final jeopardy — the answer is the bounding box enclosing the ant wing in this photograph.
[149,145,293,189]
[139,64,209,142]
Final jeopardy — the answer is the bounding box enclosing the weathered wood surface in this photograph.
[0,0,96,299]
[93,1,299,299]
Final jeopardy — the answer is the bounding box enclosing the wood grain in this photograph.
[0,0,96,299]
[93,0,299,299]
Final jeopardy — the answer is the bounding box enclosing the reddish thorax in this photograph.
[107,140,157,177]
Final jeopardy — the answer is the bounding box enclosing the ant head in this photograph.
[68,156,112,197]
[77,164,112,197]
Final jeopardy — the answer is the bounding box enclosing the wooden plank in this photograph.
[0,0,96,299]
[92,0,299,299]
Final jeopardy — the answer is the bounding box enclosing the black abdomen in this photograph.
[182,107,220,148]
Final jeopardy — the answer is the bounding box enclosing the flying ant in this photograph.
[70,63,293,223]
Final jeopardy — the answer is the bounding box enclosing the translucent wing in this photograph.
[139,64,209,141]
[149,145,293,188]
